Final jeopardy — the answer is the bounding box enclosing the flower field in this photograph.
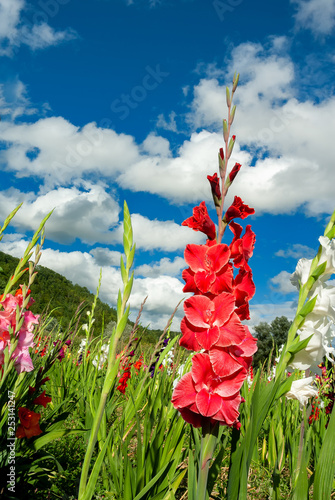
[1,75,335,500]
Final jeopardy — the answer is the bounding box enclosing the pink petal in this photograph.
[211,393,242,425]
[179,408,203,428]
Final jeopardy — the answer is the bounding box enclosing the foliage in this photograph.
[252,316,292,367]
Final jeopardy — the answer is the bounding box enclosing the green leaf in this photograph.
[313,394,335,499]
[33,429,86,451]
[287,334,313,357]
[296,295,318,321]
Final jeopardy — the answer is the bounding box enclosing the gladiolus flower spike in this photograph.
[172,78,257,432]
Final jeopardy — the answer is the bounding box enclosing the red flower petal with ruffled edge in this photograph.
[180,317,202,351]
[214,368,247,397]
[210,393,242,425]
[195,325,220,350]
[191,353,213,390]
[210,264,234,295]
[171,372,197,409]
[184,294,235,329]
[195,271,216,294]
[196,389,222,417]
[182,268,198,294]
[230,326,258,357]
[224,196,255,223]
[216,312,246,347]
[182,201,216,240]
[209,348,244,378]
[184,245,208,272]
[234,269,255,302]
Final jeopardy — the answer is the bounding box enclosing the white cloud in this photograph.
[275,243,316,259]
[0,0,78,56]
[0,185,121,245]
[249,301,296,329]
[270,271,297,294]
[136,256,186,277]
[291,0,335,35]
[0,239,185,330]
[89,247,122,267]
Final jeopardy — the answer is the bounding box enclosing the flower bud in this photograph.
[226,86,231,107]
[223,119,229,143]
[232,72,240,92]
[218,148,225,175]
[228,135,236,158]
[229,105,236,125]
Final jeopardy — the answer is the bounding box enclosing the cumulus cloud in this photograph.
[270,271,297,294]
[136,256,186,277]
[275,243,316,259]
[291,0,335,35]
[0,239,185,330]
[0,0,78,56]
[249,301,296,329]
[0,185,121,245]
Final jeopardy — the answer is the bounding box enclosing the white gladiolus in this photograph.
[286,376,319,407]
[92,343,109,370]
[291,258,312,290]
[309,282,335,322]
[319,236,335,277]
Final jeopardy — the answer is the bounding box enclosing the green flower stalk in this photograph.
[78,201,135,500]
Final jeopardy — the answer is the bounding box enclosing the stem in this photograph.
[196,420,219,500]
[217,87,237,244]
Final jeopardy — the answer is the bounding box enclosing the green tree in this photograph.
[252,316,292,367]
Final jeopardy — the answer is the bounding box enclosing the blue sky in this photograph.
[0,0,334,330]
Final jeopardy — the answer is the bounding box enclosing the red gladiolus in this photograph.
[117,363,132,394]
[224,196,255,223]
[183,243,233,295]
[229,223,256,272]
[182,201,216,241]
[16,407,42,439]
[172,353,245,426]
[33,390,52,408]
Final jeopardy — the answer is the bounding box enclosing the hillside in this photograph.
[0,251,179,343]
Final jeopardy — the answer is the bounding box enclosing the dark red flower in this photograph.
[224,196,255,223]
[182,201,216,241]
[207,173,222,206]
[228,163,241,183]
[16,407,42,439]
[33,390,52,408]
[229,223,256,272]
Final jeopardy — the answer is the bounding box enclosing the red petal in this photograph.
[180,317,202,352]
[184,295,213,328]
[216,312,246,347]
[212,293,235,326]
[214,369,247,397]
[195,271,216,293]
[207,244,230,272]
[184,244,208,272]
[171,372,197,409]
[195,326,220,350]
[196,389,222,417]
[191,353,213,389]
[182,268,197,293]
[179,408,203,428]
[211,393,242,425]
[209,348,243,377]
